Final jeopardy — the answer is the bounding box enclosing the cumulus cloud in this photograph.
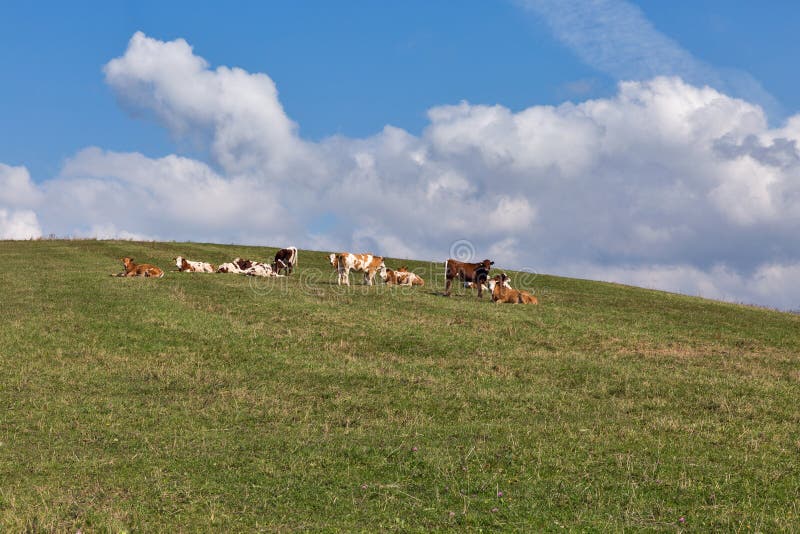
[0,164,42,239]
[6,32,800,310]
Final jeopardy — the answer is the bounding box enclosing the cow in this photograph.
[217,261,243,274]
[490,273,538,304]
[217,258,280,277]
[272,247,298,276]
[335,253,385,286]
[484,275,512,293]
[113,257,164,278]
[217,258,256,274]
[243,262,278,277]
[444,258,494,297]
[174,256,214,273]
[379,266,425,286]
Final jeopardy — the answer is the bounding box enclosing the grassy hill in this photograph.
[1,239,799,531]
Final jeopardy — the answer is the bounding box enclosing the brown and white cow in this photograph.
[244,262,279,277]
[217,258,280,277]
[217,257,252,273]
[174,256,215,273]
[484,275,512,293]
[444,258,494,297]
[490,273,538,304]
[336,253,385,286]
[379,266,425,287]
[114,257,164,278]
[272,247,298,276]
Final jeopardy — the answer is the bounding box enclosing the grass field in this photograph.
[1,239,799,531]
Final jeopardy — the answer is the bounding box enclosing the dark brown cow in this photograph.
[444,258,494,297]
[272,246,298,276]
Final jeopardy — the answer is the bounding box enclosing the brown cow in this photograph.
[490,273,538,304]
[272,247,298,276]
[114,257,164,278]
[444,258,494,297]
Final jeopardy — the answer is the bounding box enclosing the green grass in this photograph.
[1,239,799,531]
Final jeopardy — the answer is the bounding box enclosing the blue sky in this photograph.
[2,1,800,309]
[3,1,798,180]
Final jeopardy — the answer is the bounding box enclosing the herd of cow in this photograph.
[112,248,538,304]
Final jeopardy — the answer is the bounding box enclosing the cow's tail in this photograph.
[290,247,297,267]
[444,259,449,283]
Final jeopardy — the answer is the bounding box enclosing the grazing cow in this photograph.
[380,266,425,286]
[174,256,214,273]
[490,273,538,304]
[114,257,164,278]
[273,247,298,276]
[336,253,385,286]
[444,258,494,297]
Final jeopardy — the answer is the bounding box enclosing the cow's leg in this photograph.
[444,277,452,296]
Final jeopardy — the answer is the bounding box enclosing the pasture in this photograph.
[1,239,799,531]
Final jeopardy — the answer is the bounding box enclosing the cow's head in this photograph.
[328,253,338,269]
[174,256,184,269]
[121,257,134,267]
[481,259,494,270]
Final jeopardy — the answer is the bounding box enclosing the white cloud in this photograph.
[0,209,41,240]
[6,32,800,310]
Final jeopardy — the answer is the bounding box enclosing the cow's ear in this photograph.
[490,261,495,265]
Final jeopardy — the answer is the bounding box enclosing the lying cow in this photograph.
[244,262,277,277]
[483,275,512,292]
[380,266,424,286]
[335,253,384,286]
[444,258,494,297]
[113,257,164,278]
[217,257,282,277]
[174,256,214,273]
[273,247,298,276]
[217,261,243,274]
[217,257,252,273]
[490,273,538,304]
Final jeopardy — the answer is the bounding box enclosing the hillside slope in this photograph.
[1,240,799,531]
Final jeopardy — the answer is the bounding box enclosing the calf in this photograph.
[174,256,214,273]
[380,266,425,286]
[273,247,298,276]
[490,274,538,304]
[444,258,494,297]
[114,257,164,278]
[336,253,385,286]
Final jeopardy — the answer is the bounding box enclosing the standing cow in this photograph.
[335,253,385,286]
[444,258,494,297]
[273,247,298,276]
